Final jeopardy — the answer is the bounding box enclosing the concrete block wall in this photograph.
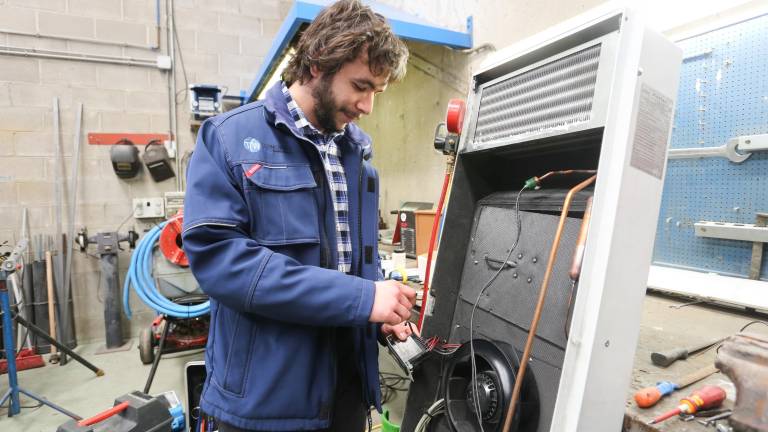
[0,0,291,344]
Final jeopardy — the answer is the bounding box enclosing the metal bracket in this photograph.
[694,220,768,242]
[736,134,768,153]
[667,133,768,163]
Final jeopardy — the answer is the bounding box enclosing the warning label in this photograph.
[630,84,673,179]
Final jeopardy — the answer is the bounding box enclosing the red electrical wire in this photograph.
[417,160,454,330]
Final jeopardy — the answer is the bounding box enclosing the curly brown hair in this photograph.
[282,0,408,85]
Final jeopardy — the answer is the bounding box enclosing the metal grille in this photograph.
[473,44,601,146]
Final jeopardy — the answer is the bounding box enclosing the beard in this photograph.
[311,74,343,133]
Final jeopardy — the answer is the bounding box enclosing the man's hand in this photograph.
[369,280,416,325]
[382,321,420,341]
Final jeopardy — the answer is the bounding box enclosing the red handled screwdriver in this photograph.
[634,364,719,408]
[648,385,727,424]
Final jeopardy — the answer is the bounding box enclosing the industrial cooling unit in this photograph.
[401,8,681,432]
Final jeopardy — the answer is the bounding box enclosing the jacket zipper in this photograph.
[276,120,374,408]
[357,155,375,408]
[276,120,336,269]
[357,156,364,276]
[315,168,331,269]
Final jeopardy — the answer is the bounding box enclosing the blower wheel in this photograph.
[443,339,539,432]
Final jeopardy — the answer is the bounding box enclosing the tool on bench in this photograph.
[697,410,733,426]
[648,385,727,424]
[651,337,725,367]
[634,364,719,408]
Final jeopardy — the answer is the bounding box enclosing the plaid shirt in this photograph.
[282,82,352,274]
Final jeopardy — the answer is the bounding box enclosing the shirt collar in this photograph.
[280,81,344,143]
[262,82,374,160]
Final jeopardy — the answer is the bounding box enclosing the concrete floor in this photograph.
[0,341,205,432]
[0,340,401,431]
[2,293,766,432]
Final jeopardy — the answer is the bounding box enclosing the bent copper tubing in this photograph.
[502,174,597,432]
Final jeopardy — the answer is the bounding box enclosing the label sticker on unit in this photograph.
[630,84,674,179]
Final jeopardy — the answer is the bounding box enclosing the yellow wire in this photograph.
[371,425,382,431]
[396,267,408,284]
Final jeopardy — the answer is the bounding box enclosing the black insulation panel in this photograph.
[449,192,586,432]
[402,189,591,432]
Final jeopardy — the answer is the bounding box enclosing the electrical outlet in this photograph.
[164,191,185,218]
[133,198,165,219]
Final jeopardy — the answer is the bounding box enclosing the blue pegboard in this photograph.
[653,13,768,280]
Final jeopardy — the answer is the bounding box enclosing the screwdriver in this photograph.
[648,385,727,424]
[634,364,719,408]
[651,337,725,367]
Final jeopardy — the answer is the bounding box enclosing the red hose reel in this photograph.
[159,212,188,267]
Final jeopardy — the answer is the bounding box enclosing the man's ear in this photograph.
[309,64,321,79]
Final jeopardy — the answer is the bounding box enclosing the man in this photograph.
[182,1,415,431]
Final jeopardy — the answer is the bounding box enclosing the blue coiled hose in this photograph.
[123,221,210,319]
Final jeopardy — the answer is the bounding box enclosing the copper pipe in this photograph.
[565,195,593,338]
[502,174,597,432]
[536,170,597,183]
[569,195,594,281]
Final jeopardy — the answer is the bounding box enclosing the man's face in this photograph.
[311,54,389,133]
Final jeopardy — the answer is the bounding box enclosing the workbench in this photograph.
[623,294,767,432]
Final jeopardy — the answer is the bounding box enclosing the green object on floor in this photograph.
[381,408,400,432]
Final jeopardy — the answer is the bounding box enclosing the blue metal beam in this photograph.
[245,0,472,102]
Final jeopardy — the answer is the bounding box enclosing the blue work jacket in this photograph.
[182,83,382,431]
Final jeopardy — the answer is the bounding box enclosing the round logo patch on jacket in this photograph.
[243,137,261,153]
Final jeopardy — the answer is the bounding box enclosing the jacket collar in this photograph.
[263,81,374,160]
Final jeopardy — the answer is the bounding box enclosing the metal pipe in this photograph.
[0,28,157,51]
[536,169,598,183]
[59,103,83,364]
[569,195,593,281]
[155,0,162,50]
[12,313,104,377]
[52,98,66,355]
[565,195,593,338]
[502,174,597,432]
[167,0,181,191]
[0,45,158,68]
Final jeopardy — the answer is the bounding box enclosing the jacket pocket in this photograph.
[242,163,320,246]
[210,307,258,397]
[221,314,258,397]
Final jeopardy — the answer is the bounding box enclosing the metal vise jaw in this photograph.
[716,333,768,431]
